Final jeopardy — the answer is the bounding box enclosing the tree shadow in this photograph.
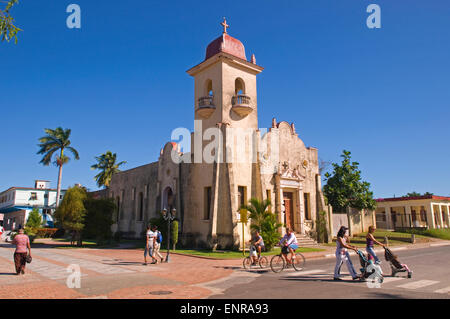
[0,273,18,276]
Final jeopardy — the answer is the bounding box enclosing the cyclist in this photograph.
[249,230,265,265]
[279,228,298,265]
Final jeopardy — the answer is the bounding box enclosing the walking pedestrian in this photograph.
[334,226,359,281]
[366,226,385,264]
[151,225,164,264]
[144,225,157,265]
[12,228,31,275]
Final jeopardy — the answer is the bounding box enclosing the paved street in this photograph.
[210,243,450,299]
[0,241,449,299]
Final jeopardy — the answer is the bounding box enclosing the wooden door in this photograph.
[283,192,294,229]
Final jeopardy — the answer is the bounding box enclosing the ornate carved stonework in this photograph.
[278,161,305,180]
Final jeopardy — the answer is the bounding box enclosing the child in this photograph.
[392,254,413,278]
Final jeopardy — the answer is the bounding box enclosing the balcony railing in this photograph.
[198,96,215,108]
[196,95,215,119]
[231,94,251,107]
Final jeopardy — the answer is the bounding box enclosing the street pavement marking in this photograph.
[31,250,134,275]
[0,248,85,280]
[391,247,407,251]
[396,280,439,290]
[430,242,450,247]
[283,269,325,277]
[380,277,406,284]
[434,286,450,294]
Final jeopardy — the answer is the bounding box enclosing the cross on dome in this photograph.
[221,17,229,34]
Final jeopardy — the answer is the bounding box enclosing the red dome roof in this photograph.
[205,33,246,61]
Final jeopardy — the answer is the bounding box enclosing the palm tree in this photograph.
[37,127,80,207]
[240,198,282,251]
[91,151,126,188]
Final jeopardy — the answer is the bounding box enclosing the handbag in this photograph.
[25,255,32,263]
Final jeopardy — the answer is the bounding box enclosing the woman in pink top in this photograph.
[12,229,31,275]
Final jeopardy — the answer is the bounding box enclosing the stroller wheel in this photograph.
[407,272,412,279]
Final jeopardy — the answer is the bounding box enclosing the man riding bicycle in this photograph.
[249,230,265,265]
[278,228,298,265]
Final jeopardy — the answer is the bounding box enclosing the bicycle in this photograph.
[270,246,306,273]
[243,245,269,270]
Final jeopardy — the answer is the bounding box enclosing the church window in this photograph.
[204,187,212,220]
[235,78,245,95]
[138,192,144,221]
[120,190,125,220]
[116,196,120,222]
[304,193,311,220]
[238,186,247,208]
[266,190,271,208]
[205,79,213,96]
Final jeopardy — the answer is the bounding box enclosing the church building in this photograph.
[106,20,328,249]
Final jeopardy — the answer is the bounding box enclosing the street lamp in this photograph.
[162,208,176,263]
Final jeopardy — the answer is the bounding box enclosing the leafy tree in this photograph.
[91,151,126,188]
[324,150,376,212]
[54,186,87,246]
[405,191,434,197]
[149,213,179,249]
[315,211,329,243]
[26,208,42,229]
[171,220,178,250]
[83,196,116,245]
[37,127,80,207]
[241,198,282,251]
[0,0,21,43]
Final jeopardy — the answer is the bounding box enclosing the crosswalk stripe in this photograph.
[396,280,439,290]
[380,277,405,284]
[283,269,324,277]
[434,286,450,294]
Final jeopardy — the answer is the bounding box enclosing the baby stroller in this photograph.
[384,247,412,278]
[357,250,383,282]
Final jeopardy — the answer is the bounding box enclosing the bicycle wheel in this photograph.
[292,253,306,271]
[270,255,285,273]
[243,257,253,270]
[259,256,269,269]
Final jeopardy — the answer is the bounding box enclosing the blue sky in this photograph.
[1,0,449,198]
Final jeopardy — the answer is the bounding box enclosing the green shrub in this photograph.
[26,208,42,229]
[36,228,58,238]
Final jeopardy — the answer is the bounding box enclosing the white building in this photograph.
[0,180,66,231]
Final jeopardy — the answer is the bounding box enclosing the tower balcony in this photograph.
[196,96,216,119]
[231,94,252,117]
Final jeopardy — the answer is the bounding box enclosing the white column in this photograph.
[427,203,436,229]
[447,205,450,228]
[298,188,305,234]
[385,206,392,229]
[438,204,444,229]
[405,206,412,227]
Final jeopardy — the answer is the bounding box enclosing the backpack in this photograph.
[156,231,163,244]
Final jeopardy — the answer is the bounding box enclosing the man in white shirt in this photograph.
[144,225,157,265]
[278,228,299,265]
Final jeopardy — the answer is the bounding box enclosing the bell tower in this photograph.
[186,18,264,133]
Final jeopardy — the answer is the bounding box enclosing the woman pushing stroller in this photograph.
[334,226,360,281]
[366,226,385,264]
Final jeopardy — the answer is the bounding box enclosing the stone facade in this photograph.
[106,24,327,249]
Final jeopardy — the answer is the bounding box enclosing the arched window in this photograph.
[205,79,213,96]
[138,192,144,221]
[235,78,245,95]
[116,196,120,222]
